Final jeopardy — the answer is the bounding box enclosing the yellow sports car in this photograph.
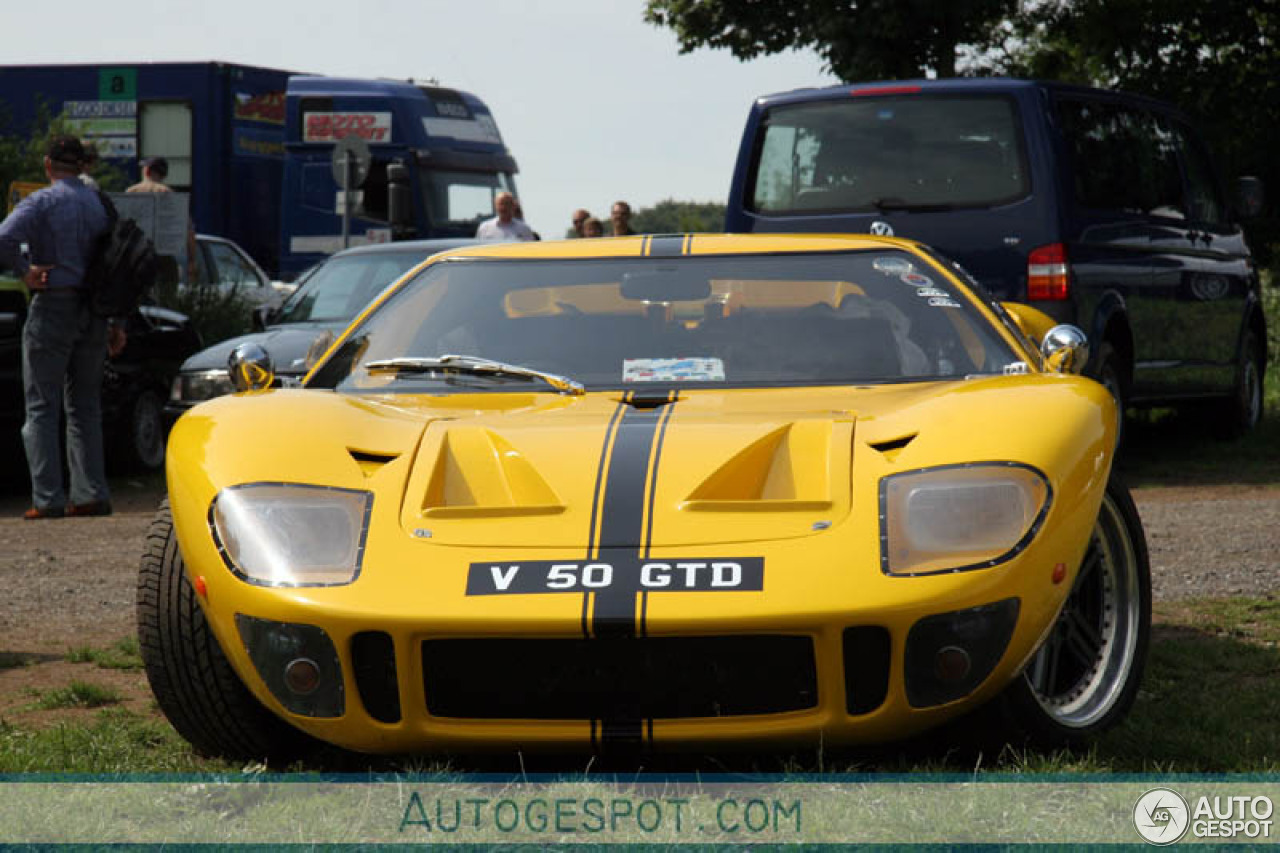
[139,234,1149,761]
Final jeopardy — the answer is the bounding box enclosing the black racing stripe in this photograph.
[582,400,627,637]
[647,235,687,257]
[591,405,667,638]
[601,719,643,747]
[682,234,693,255]
[587,400,628,559]
[638,394,677,639]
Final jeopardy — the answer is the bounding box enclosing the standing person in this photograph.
[127,156,171,193]
[475,191,535,242]
[78,141,100,190]
[0,135,121,519]
[570,208,590,237]
[611,200,637,236]
[128,156,196,283]
[582,217,604,237]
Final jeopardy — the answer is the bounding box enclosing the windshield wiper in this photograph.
[363,354,585,395]
[869,197,957,213]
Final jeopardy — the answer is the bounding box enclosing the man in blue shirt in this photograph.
[0,135,122,519]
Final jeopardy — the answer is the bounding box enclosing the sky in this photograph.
[4,0,837,239]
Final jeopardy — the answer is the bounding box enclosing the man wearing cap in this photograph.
[0,134,122,519]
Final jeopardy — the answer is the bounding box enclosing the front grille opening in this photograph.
[422,636,817,719]
[352,631,401,723]
[843,626,892,715]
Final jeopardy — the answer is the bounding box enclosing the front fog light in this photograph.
[236,615,344,717]
[211,483,372,586]
[905,598,1020,708]
[880,462,1051,576]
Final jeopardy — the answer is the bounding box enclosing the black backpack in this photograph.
[88,191,158,318]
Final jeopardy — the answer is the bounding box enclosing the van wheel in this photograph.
[998,476,1150,746]
[1212,330,1263,439]
[1091,342,1127,442]
[136,499,314,763]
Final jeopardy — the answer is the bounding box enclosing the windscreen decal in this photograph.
[873,257,913,276]
[622,357,725,383]
[900,272,933,288]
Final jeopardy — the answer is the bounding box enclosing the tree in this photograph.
[643,0,1018,80]
[993,0,1280,265]
[0,100,128,207]
[632,198,726,234]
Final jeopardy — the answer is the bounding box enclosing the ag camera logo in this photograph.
[1134,788,1190,845]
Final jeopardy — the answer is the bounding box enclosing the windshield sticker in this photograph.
[624,357,725,383]
[1004,362,1031,375]
[915,287,949,298]
[928,297,962,309]
[873,257,913,276]
[900,272,933,288]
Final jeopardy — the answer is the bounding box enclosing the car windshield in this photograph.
[750,95,1028,213]
[275,252,425,324]
[308,251,1021,392]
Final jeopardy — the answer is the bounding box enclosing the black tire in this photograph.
[999,476,1151,746]
[136,499,313,763]
[125,389,166,471]
[1211,329,1263,439]
[1090,341,1127,443]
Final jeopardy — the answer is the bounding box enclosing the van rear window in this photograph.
[748,96,1028,214]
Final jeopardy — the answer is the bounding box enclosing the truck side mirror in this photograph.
[1235,176,1264,220]
[388,161,416,239]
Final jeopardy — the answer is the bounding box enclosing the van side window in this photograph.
[748,96,1028,213]
[1057,99,1185,219]
[1168,121,1225,225]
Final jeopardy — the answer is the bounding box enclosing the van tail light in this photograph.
[1027,243,1070,301]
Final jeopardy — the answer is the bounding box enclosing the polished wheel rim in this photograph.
[1025,494,1141,728]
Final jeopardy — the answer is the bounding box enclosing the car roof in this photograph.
[425,233,926,262]
[328,237,480,259]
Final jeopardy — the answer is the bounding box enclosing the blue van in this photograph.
[726,78,1267,434]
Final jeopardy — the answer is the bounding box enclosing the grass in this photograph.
[65,636,143,671]
[31,681,124,711]
[0,596,1276,774]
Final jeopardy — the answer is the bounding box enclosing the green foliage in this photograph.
[65,637,144,671]
[33,681,123,711]
[644,0,1017,80]
[151,276,256,346]
[1263,269,1280,371]
[631,198,726,234]
[0,98,129,198]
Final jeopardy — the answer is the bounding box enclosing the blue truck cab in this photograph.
[279,77,518,278]
[726,78,1266,434]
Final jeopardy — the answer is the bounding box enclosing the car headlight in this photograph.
[880,463,1051,576]
[210,484,372,586]
[171,369,234,404]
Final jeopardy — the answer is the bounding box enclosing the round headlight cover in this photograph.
[210,483,373,586]
[880,462,1051,576]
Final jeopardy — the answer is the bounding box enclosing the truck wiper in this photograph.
[364,354,585,395]
[869,197,956,213]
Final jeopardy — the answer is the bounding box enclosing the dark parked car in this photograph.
[727,78,1267,435]
[0,277,201,472]
[166,238,473,416]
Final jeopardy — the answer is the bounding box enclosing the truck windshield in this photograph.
[749,95,1029,214]
[422,170,516,229]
